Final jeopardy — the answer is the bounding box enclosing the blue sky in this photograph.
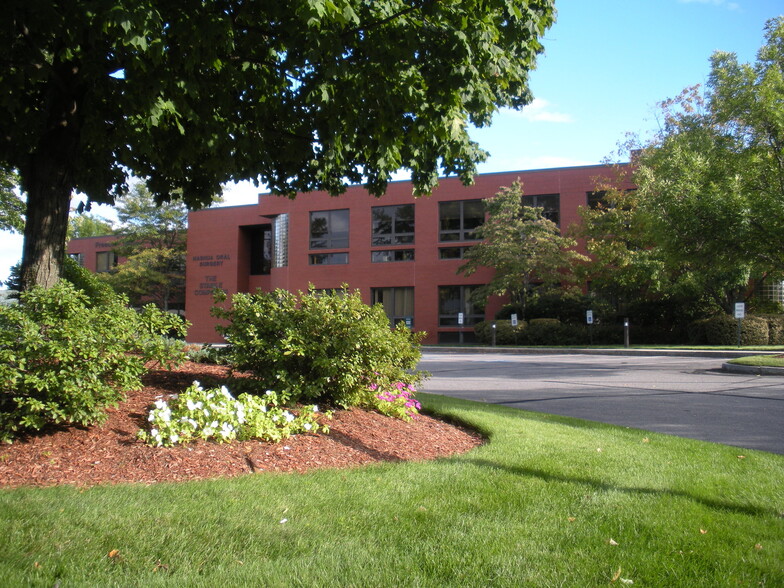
[1,0,781,283]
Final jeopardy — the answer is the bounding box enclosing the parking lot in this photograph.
[419,351,784,454]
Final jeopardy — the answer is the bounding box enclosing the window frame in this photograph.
[438,199,484,242]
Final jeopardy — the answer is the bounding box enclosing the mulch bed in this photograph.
[0,362,483,488]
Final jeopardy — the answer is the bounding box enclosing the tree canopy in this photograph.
[2,0,555,290]
[0,169,24,234]
[459,181,588,318]
[67,213,114,240]
[581,17,784,315]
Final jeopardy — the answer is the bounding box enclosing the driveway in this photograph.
[418,351,784,455]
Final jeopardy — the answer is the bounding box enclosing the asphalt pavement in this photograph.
[418,349,784,455]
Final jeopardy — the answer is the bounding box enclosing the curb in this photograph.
[721,362,784,376]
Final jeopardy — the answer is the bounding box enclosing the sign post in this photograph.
[734,302,745,347]
[586,310,594,345]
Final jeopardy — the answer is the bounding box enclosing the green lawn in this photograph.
[728,355,784,367]
[1,394,782,587]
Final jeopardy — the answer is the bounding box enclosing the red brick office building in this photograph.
[66,235,121,274]
[185,164,628,344]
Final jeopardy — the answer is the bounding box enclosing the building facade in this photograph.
[66,235,121,274]
[185,164,627,344]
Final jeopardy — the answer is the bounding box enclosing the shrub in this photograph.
[0,282,188,442]
[474,320,526,345]
[760,315,784,345]
[701,314,769,346]
[185,343,230,364]
[520,318,564,345]
[211,287,426,408]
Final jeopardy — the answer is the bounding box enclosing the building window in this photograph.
[310,209,349,249]
[438,285,485,327]
[371,204,415,246]
[523,193,560,225]
[273,213,289,268]
[309,252,349,265]
[587,191,606,209]
[439,200,484,242]
[68,252,84,266]
[371,249,414,263]
[371,287,414,328]
[243,225,272,275]
[95,251,117,273]
[439,246,472,260]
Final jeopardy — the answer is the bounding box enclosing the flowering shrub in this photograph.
[138,381,329,447]
[368,380,422,421]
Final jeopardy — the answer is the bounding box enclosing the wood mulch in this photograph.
[0,362,483,488]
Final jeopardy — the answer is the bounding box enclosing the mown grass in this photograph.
[1,394,782,587]
[728,355,784,367]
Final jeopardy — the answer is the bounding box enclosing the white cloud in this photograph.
[504,99,574,124]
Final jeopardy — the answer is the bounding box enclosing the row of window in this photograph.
[308,200,486,252]
[335,285,486,331]
[68,251,117,272]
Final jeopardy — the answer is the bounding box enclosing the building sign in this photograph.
[193,275,223,296]
[192,253,231,267]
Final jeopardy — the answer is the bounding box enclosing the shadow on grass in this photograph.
[455,457,780,518]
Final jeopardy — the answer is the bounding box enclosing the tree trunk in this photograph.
[20,159,72,291]
[18,58,82,292]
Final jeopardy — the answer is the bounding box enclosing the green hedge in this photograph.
[695,314,769,346]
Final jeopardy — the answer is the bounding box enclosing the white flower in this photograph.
[265,390,274,396]
[148,412,156,422]
[170,433,179,443]
[193,380,203,391]
[154,399,168,410]
[159,409,171,422]
[303,423,312,431]
[220,385,233,399]
[186,399,198,411]
[260,405,267,413]
[312,405,319,413]
[284,411,295,423]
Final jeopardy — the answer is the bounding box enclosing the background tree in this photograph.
[102,183,188,311]
[459,181,588,319]
[67,213,114,240]
[2,1,555,291]
[580,18,784,318]
[0,169,24,234]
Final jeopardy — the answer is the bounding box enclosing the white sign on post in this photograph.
[457,312,464,326]
[586,310,594,325]
[510,313,518,327]
[734,303,745,319]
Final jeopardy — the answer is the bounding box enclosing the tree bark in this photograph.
[18,58,81,292]
[19,159,72,291]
